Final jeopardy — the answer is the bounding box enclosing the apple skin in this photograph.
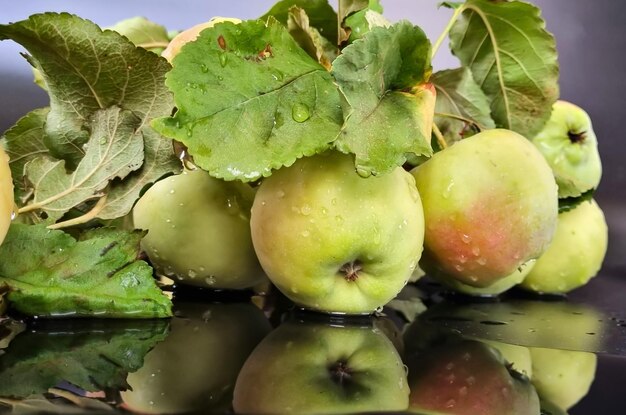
[529,347,597,410]
[161,17,241,62]
[0,147,13,246]
[411,129,558,288]
[233,318,409,414]
[250,151,424,314]
[429,260,536,297]
[121,302,271,414]
[520,199,608,294]
[532,101,602,198]
[406,338,540,415]
[133,168,265,289]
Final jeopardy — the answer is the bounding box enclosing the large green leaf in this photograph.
[260,0,338,45]
[23,107,144,222]
[331,21,434,176]
[449,0,559,138]
[432,68,495,145]
[0,319,169,398]
[152,19,342,182]
[0,13,173,167]
[0,224,172,318]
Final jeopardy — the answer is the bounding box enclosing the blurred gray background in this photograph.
[1,0,625,271]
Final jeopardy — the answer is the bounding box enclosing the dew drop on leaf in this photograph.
[291,103,310,123]
[219,52,228,67]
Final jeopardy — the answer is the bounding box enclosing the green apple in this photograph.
[233,318,409,414]
[411,129,558,288]
[121,302,271,414]
[532,101,602,198]
[133,168,265,289]
[520,199,608,294]
[0,147,13,246]
[161,17,241,62]
[407,338,540,415]
[250,151,424,314]
[429,260,536,297]
[481,340,533,378]
[529,347,596,410]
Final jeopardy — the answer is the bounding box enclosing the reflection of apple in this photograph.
[521,199,608,294]
[161,17,241,62]
[532,101,602,198]
[251,151,424,314]
[233,318,409,414]
[529,347,596,410]
[121,302,271,414]
[428,260,535,297]
[133,168,265,289]
[407,338,540,415]
[481,340,532,378]
[411,129,558,288]
[0,147,13,246]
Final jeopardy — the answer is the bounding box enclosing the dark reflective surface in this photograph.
[1,278,625,414]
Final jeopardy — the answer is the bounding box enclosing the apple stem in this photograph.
[340,261,362,282]
[432,123,448,150]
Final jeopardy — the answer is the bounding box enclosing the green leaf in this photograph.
[96,128,182,220]
[0,13,173,167]
[558,189,595,214]
[439,1,465,9]
[287,7,339,70]
[432,68,496,145]
[331,21,434,176]
[108,16,170,54]
[449,0,559,138]
[0,108,50,204]
[342,0,386,43]
[22,107,144,222]
[152,19,343,182]
[0,319,169,398]
[260,0,338,45]
[0,224,172,318]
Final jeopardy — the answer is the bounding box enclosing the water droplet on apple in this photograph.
[461,234,471,244]
[199,266,206,272]
[165,218,172,223]
[455,264,464,272]
[472,246,481,256]
[321,207,328,215]
[459,386,468,396]
[301,230,310,237]
[276,190,285,198]
[187,269,197,278]
[335,215,344,224]
[300,204,312,215]
[445,399,456,408]
[331,198,337,206]
[291,286,299,294]
[477,258,487,266]
[466,376,476,385]
[205,276,216,285]
[459,255,468,264]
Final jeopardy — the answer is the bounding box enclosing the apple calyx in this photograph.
[340,261,363,282]
[568,130,587,144]
[328,360,354,385]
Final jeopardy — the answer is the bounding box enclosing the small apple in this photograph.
[121,302,271,414]
[520,199,608,294]
[161,17,241,62]
[532,101,602,198]
[233,318,409,414]
[406,338,540,415]
[250,151,424,314]
[411,129,558,288]
[0,147,13,246]
[427,260,536,297]
[529,347,597,410]
[133,168,265,289]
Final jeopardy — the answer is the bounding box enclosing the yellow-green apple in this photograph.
[406,338,540,414]
[250,151,424,314]
[133,168,265,289]
[431,260,536,297]
[520,199,608,294]
[529,347,597,410]
[532,101,602,198]
[121,302,271,414]
[161,17,241,62]
[411,129,558,288]
[233,318,409,414]
[0,147,13,246]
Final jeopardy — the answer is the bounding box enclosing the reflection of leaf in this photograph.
[0,108,49,204]
[332,22,433,176]
[261,0,338,45]
[449,0,559,138]
[0,13,173,167]
[432,68,495,145]
[287,7,338,70]
[0,319,169,398]
[153,19,342,182]
[97,128,181,220]
[0,318,26,351]
[23,107,144,221]
[0,224,172,319]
